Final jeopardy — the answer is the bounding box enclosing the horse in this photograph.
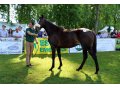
[37,15,99,74]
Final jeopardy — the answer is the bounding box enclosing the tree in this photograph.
[94,4,100,32]
[51,4,81,29]
[0,4,10,22]
[16,4,36,24]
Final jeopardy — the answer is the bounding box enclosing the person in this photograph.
[117,31,120,38]
[18,26,25,38]
[8,28,13,37]
[100,31,109,38]
[42,30,48,38]
[38,28,45,38]
[0,25,8,37]
[96,32,102,38]
[13,27,22,38]
[26,20,38,67]
[111,29,117,38]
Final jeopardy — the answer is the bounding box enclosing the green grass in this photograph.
[0,51,120,84]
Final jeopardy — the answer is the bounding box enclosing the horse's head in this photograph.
[38,15,46,28]
[34,24,41,34]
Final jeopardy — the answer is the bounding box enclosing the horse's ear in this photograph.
[41,15,44,18]
[39,15,44,19]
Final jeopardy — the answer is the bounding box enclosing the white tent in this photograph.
[99,26,114,33]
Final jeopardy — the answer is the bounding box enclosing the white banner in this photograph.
[0,38,23,54]
[69,45,82,53]
[69,38,116,53]
[97,38,116,51]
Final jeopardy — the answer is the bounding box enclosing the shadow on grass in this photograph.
[19,54,52,60]
[41,70,103,84]
[0,63,29,84]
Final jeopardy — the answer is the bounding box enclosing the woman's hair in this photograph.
[8,28,13,34]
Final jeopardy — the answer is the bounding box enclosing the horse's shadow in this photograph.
[40,70,103,84]
[41,70,79,84]
[40,71,102,84]
[80,71,103,84]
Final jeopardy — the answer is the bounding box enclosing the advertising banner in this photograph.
[69,38,116,53]
[0,38,23,54]
[33,38,69,54]
[97,38,116,51]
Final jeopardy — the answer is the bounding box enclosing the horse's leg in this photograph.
[76,49,88,71]
[49,46,56,71]
[57,48,62,70]
[88,49,99,74]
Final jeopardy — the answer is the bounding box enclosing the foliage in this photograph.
[16,4,36,24]
[1,4,120,31]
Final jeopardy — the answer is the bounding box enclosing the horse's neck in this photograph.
[44,21,63,36]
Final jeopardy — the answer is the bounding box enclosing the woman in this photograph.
[26,21,38,67]
[8,28,13,37]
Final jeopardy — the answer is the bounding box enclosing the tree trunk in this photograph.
[7,4,10,23]
[94,4,100,33]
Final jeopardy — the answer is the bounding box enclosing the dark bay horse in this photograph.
[38,15,99,74]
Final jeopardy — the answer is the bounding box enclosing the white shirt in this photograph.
[0,29,8,37]
[19,30,25,38]
[13,31,22,38]
[101,33,108,38]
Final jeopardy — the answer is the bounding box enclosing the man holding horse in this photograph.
[26,20,38,67]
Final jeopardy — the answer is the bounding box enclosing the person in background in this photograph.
[111,29,117,38]
[96,32,102,38]
[117,31,120,38]
[8,28,13,37]
[0,25,8,38]
[38,28,45,38]
[26,20,38,67]
[13,27,22,38]
[42,30,48,38]
[18,26,25,38]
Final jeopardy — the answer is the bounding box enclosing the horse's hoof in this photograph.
[95,72,98,74]
[76,68,80,71]
[49,69,52,71]
[58,67,61,69]
[58,68,62,71]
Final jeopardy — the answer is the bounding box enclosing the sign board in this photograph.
[69,38,116,53]
[97,38,116,51]
[33,38,69,54]
[0,38,23,54]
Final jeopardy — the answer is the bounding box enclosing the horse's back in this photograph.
[73,29,96,48]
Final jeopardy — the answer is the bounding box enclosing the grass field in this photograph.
[0,51,120,84]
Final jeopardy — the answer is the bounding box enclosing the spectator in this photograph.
[111,29,117,38]
[38,31,43,38]
[117,31,120,38]
[38,28,45,38]
[0,25,8,38]
[18,26,25,38]
[8,28,13,37]
[42,30,48,38]
[100,31,109,38]
[96,32,102,38]
[13,28,22,38]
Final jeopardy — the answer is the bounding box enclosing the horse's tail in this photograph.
[93,32,97,54]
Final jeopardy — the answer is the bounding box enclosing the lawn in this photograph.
[0,51,120,84]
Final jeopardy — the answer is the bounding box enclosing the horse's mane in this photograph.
[45,19,91,33]
[45,20,64,32]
